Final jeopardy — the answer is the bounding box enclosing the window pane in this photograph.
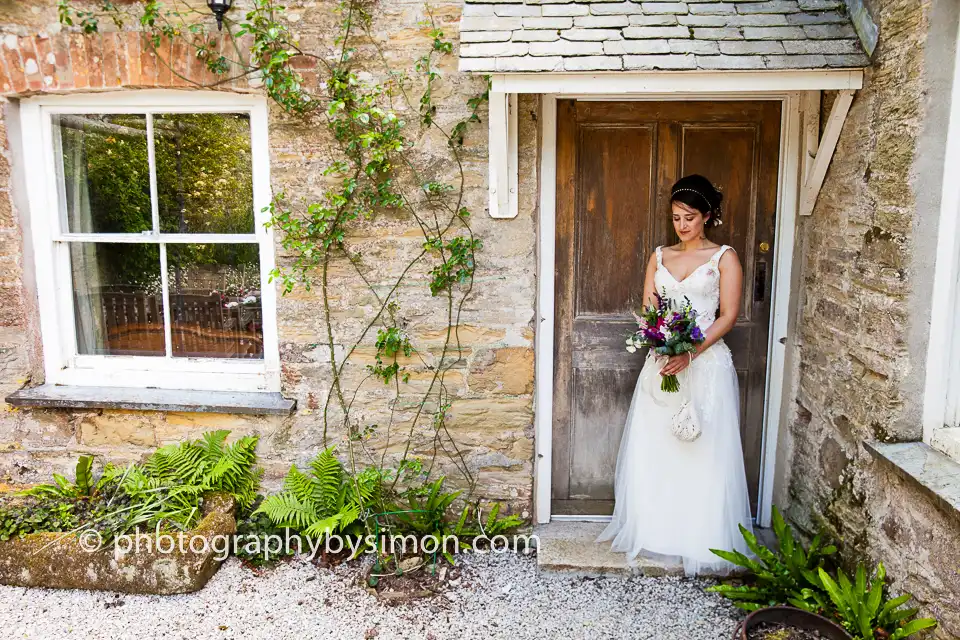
[55,114,152,234]
[155,113,254,234]
[167,244,263,359]
[71,243,165,356]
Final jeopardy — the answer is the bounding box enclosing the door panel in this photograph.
[552,100,781,517]
[576,125,656,316]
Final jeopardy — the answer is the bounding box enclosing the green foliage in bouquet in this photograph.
[627,289,705,392]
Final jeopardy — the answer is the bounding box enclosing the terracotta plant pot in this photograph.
[733,605,853,640]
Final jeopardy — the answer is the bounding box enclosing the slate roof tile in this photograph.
[458,0,870,71]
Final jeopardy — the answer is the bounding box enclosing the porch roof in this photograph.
[457,0,871,73]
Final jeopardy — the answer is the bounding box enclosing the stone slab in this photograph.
[535,520,684,577]
[0,493,237,594]
[536,520,776,577]
[5,384,296,416]
[866,441,960,524]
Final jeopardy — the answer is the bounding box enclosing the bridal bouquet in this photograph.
[626,289,705,393]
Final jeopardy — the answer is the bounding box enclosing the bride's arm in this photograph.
[641,252,659,309]
[694,249,743,357]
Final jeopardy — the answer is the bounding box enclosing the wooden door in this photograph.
[552,100,781,518]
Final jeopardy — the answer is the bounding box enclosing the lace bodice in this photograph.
[654,245,731,333]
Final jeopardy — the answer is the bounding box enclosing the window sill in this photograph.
[4,384,296,416]
[865,440,960,524]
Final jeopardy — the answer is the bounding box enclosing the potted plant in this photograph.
[709,507,937,640]
[733,605,851,639]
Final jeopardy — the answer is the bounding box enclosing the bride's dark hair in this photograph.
[669,174,723,229]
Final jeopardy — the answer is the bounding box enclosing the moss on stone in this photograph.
[0,492,236,594]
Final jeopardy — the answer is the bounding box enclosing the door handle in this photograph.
[754,261,767,303]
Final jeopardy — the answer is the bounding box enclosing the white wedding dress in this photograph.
[595,244,756,576]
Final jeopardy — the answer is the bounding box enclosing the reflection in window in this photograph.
[71,243,165,356]
[56,110,265,363]
[55,114,152,234]
[167,244,263,359]
[154,113,254,234]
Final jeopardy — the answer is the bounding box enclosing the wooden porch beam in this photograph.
[488,91,518,219]
[799,89,855,217]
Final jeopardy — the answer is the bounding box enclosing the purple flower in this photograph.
[691,326,704,342]
[643,329,663,342]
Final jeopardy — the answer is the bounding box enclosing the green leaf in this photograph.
[75,455,94,496]
[890,618,938,640]
[708,547,761,572]
[879,594,913,620]
[819,567,848,614]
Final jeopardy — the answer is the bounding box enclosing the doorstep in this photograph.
[535,520,773,578]
[534,521,683,577]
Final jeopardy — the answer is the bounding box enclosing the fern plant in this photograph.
[100,430,264,532]
[817,563,937,640]
[388,476,461,538]
[254,445,381,539]
[457,501,525,538]
[143,430,262,509]
[380,478,525,565]
[14,430,263,544]
[22,455,95,499]
[706,505,837,611]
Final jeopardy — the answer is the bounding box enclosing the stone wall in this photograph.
[776,0,960,635]
[0,1,539,520]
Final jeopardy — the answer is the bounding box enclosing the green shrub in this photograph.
[818,563,937,640]
[706,507,938,640]
[3,430,262,546]
[253,445,381,539]
[234,494,302,567]
[707,506,836,611]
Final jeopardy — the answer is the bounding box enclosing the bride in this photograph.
[595,174,755,576]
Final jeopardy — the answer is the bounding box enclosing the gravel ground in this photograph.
[0,552,742,639]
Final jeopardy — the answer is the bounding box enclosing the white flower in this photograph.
[626,345,637,353]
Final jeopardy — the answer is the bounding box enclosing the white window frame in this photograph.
[19,90,280,393]
[923,17,960,458]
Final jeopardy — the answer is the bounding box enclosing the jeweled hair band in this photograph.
[671,187,712,212]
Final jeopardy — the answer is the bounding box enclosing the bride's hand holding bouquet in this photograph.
[625,289,705,393]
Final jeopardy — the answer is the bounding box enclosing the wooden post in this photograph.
[799,89,854,217]
[488,92,518,219]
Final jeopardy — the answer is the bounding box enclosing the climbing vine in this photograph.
[58,0,498,547]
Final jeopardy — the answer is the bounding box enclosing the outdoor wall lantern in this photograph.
[207,0,234,31]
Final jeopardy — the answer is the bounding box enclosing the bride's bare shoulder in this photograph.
[718,246,742,271]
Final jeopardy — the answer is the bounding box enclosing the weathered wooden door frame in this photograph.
[534,91,807,528]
